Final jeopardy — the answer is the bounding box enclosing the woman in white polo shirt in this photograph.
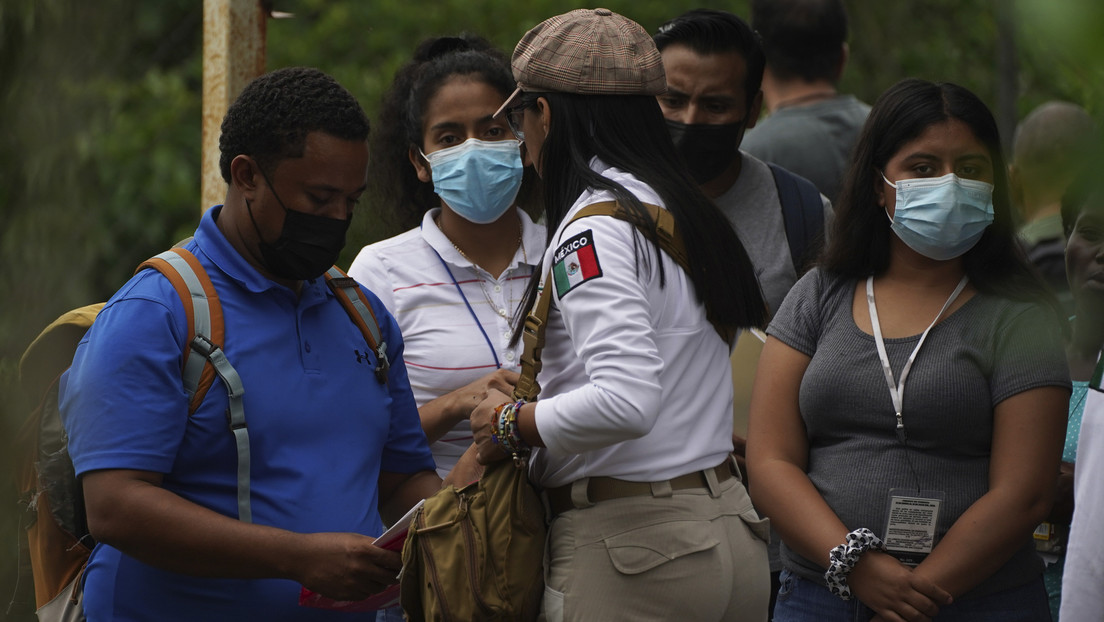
[348,35,544,485]
[469,9,771,622]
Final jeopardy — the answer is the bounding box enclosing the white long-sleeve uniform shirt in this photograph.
[530,159,736,488]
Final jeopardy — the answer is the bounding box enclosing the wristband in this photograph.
[492,400,531,467]
[824,527,885,600]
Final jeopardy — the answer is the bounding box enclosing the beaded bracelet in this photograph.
[491,401,513,448]
[492,400,530,467]
[824,527,885,600]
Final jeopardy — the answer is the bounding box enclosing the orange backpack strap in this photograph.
[325,266,389,384]
[136,248,252,523]
[137,248,224,413]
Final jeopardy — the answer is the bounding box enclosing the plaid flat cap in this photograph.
[496,8,666,115]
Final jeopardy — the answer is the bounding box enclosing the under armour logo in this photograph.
[354,349,368,364]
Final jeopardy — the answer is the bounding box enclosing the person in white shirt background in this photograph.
[1059,169,1104,622]
[470,9,771,622]
[348,34,544,487]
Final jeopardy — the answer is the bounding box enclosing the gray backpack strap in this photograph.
[325,267,390,384]
[187,333,251,523]
[162,252,213,401]
[140,249,252,523]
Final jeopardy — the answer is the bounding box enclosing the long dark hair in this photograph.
[512,91,767,342]
[824,78,1059,315]
[368,35,540,230]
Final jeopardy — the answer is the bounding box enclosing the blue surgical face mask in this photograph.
[883,172,995,261]
[421,138,523,224]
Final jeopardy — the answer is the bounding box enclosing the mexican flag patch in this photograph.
[553,230,602,298]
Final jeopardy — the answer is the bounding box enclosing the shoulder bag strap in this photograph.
[585,201,734,343]
[513,200,731,402]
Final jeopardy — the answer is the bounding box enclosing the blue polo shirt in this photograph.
[59,206,435,621]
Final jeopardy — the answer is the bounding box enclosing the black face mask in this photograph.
[666,119,745,185]
[246,172,351,281]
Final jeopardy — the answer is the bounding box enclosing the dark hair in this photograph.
[218,67,369,182]
[823,78,1059,313]
[369,34,539,230]
[751,0,848,83]
[511,91,767,342]
[653,9,765,108]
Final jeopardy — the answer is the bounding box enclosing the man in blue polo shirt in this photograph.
[59,67,440,621]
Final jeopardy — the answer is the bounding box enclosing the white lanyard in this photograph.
[867,275,968,443]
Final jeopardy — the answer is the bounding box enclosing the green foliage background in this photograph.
[2,0,1102,617]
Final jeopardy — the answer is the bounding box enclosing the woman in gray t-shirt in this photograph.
[748,79,1070,622]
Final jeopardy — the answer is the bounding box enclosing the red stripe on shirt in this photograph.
[405,361,500,371]
[393,279,481,292]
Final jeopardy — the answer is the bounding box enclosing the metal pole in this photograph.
[201,0,267,213]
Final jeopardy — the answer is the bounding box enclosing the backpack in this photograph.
[768,162,825,275]
[10,248,388,619]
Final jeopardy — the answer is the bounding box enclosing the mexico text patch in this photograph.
[553,230,602,298]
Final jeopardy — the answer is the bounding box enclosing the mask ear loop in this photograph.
[245,198,268,244]
[244,160,289,246]
[257,165,293,215]
[881,172,898,224]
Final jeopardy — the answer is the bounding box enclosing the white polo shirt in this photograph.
[348,208,544,476]
[529,159,736,488]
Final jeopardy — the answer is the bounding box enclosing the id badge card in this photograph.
[883,489,944,566]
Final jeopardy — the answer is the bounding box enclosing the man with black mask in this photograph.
[654,11,833,615]
[59,67,441,620]
[654,9,832,315]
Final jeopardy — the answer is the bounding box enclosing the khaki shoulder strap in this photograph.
[572,201,691,272]
[513,201,733,402]
[583,201,735,344]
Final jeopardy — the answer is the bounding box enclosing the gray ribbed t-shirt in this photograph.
[767,268,1070,599]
